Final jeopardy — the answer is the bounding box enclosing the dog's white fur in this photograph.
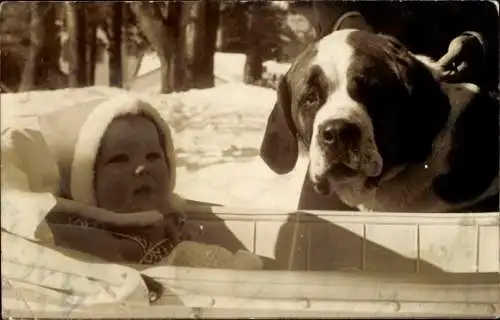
[310,31,383,197]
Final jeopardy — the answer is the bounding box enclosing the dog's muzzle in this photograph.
[309,116,383,196]
[318,119,362,170]
[312,120,361,196]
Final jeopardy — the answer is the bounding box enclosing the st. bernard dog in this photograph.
[260,29,499,213]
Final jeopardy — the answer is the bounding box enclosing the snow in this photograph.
[133,52,248,84]
[128,52,253,92]
[140,82,309,209]
[136,52,161,77]
[213,53,248,83]
[263,60,291,77]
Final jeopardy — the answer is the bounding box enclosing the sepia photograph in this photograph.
[1,0,499,318]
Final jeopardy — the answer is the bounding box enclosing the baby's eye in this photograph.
[146,152,161,161]
[107,154,129,164]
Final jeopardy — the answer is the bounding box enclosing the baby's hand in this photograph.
[161,211,186,244]
[180,220,204,241]
[161,212,203,243]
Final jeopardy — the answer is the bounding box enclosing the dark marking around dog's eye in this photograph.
[299,68,327,111]
[294,68,329,148]
[107,153,129,164]
[302,86,321,109]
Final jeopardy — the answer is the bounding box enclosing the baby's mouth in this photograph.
[134,184,154,196]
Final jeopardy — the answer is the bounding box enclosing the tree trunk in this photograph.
[19,2,46,91]
[66,2,88,87]
[41,3,67,89]
[86,5,98,86]
[19,2,66,91]
[109,2,123,87]
[129,2,181,93]
[170,3,188,91]
[200,0,219,88]
[181,2,196,88]
[244,3,264,84]
[87,27,97,86]
[179,0,220,90]
[186,0,219,89]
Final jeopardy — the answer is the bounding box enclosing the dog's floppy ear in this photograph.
[260,76,298,174]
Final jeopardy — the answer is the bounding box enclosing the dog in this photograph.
[260,29,499,213]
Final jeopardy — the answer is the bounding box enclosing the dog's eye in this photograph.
[107,154,129,164]
[302,86,321,109]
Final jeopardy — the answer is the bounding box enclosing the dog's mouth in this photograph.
[312,163,360,196]
[309,138,384,196]
[311,159,388,196]
[312,163,398,196]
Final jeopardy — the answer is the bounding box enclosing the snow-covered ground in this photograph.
[2,54,306,210]
[162,84,308,209]
[135,52,249,83]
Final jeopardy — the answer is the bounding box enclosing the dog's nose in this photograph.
[319,119,361,148]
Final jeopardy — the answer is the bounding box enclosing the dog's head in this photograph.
[260,29,451,206]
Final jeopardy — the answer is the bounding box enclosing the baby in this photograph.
[42,94,196,265]
[30,92,263,271]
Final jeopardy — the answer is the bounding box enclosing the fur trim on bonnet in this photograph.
[38,93,181,209]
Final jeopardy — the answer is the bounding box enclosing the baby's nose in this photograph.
[134,164,147,176]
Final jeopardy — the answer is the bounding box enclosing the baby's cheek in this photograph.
[152,163,171,189]
[95,169,134,210]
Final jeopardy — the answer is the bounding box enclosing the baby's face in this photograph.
[95,115,170,213]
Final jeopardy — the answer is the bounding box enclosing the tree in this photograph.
[129,2,182,93]
[0,2,28,92]
[19,2,46,91]
[183,0,220,89]
[85,4,99,85]
[201,0,220,88]
[244,2,264,84]
[65,3,151,85]
[19,2,65,91]
[108,2,123,87]
[2,1,222,93]
[130,0,220,93]
[66,2,88,87]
